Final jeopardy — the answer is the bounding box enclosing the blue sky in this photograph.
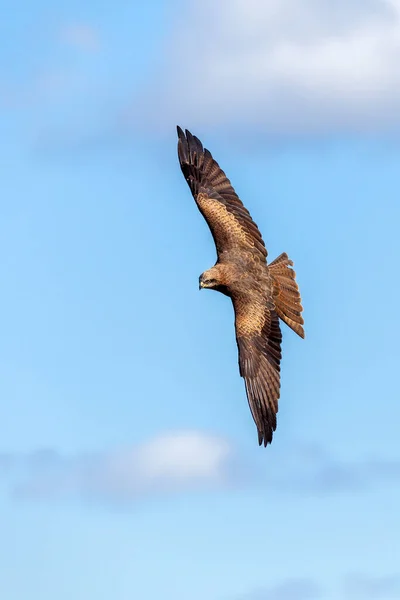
[1,1,400,599]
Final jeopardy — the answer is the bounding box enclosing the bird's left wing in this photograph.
[177,126,267,261]
[233,292,283,446]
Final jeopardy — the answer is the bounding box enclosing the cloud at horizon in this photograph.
[343,573,400,598]
[0,430,234,504]
[1,433,400,506]
[237,573,400,600]
[239,578,321,600]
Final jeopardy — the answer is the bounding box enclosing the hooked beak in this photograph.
[199,280,204,290]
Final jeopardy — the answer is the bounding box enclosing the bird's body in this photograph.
[177,127,305,447]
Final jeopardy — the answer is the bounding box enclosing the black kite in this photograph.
[177,127,305,447]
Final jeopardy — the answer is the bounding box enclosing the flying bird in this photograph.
[177,127,305,447]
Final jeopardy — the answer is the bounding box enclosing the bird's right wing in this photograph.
[233,292,283,447]
[177,126,267,262]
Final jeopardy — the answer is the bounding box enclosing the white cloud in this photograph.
[138,0,400,134]
[133,431,230,481]
[60,24,100,52]
[3,430,233,504]
[97,431,232,498]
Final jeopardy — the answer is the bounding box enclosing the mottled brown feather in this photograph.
[177,126,267,261]
[234,294,282,446]
[269,253,305,339]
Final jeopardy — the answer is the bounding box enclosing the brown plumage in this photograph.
[177,126,305,447]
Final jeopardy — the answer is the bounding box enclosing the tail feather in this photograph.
[269,252,305,339]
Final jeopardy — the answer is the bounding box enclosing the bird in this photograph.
[176,126,305,447]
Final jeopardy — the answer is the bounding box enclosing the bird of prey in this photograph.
[177,127,305,447]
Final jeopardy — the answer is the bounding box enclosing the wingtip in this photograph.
[177,126,189,164]
[176,126,201,145]
[176,126,207,169]
[258,430,273,448]
[185,128,195,146]
[176,126,193,138]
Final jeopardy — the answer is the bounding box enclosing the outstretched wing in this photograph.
[233,292,282,446]
[177,126,267,261]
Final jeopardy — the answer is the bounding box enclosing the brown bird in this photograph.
[177,127,305,447]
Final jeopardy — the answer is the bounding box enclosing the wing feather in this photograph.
[177,126,267,261]
[234,294,282,446]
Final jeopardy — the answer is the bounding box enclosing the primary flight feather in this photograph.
[176,126,305,447]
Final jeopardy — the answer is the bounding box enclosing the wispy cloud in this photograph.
[135,0,400,135]
[236,573,400,599]
[239,578,321,600]
[264,443,400,494]
[343,573,400,599]
[59,24,101,52]
[1,431,233,505]
[1,437,400,505]
[1,24,100,113]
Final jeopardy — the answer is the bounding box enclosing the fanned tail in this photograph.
[269,252,305,339]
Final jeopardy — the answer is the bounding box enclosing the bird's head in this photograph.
[199,265,227,291]
[199,271,218,290]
